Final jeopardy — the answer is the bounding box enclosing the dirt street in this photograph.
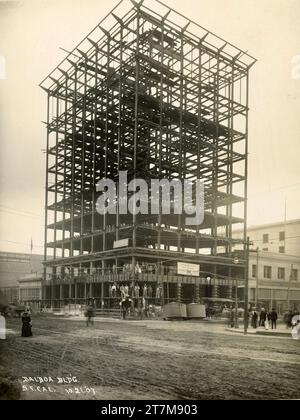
[0,315,299,400]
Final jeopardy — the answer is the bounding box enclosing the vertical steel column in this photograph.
[59,283,63,301]
[70,64,78,258]
[177,29,185,253]
[227,266,233,299]
[102,32,111,254]
[69,269,72,301]
[80,55,88,256]
[212,53,220,257]
[43,92,50,301]
[116,23,124,244]
[132,9,141,269]
[53,94,59,262]
[230,64,236,230]
[91,44,99,255]
[177,283,182,303]
[62,76,68,260]
[244,70,250,334]
[194,283,200,303]
[227,61,235,299]
[101,260,105,307]
[157,15,167,253]
[196,42,204,255]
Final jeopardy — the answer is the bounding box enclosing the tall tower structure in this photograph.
[40,0,256,308]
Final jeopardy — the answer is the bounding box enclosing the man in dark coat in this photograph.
[121,296,132,320]
[259,308,266,327]
[85,305,95,327]
[230,309,235,328]
[284,310,293,328]
[21,312,32,337]
[270,308,278,329]
[252,311,258,329]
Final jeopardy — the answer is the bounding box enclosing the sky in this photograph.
[0,0,300,254]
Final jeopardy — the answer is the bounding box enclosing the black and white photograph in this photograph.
[0,0,300,403]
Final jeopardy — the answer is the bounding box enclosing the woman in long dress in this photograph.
[21,312,32,337]
[265,313,269,330]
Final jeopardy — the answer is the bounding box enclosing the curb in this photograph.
[225,327,291,337]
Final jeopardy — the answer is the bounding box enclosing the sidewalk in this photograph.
[33,313,294,338]
[225,325,291,337]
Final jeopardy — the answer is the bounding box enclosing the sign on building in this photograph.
[177,262,200,277]
[113,238,129,249]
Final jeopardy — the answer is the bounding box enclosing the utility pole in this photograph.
[287,264,293,310]
[233,255,239,328]
[244,237,252,334]
[255,247,259,308]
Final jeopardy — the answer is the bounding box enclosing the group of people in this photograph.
[109,283,162,299]
[84,296,155,323]
[251,307,278,330]
[111,262,156,275]
[227,307,279,330]
[109,262,178,276]
[120,296,156,320]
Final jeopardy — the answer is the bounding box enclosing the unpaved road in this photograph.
[0,316,299,400]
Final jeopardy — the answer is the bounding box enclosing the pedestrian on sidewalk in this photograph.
[121,296,132,320]
[85,305,94,327]
[259,307,266,327]
[270,308,278,329]
[230,308,235,328]
[251,310,258,329]
[284,310,293,328]
[264,311,270,330]
[227,309,231,327]
[21,311,32,337]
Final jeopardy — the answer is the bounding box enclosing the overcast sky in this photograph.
[0,0,300,254]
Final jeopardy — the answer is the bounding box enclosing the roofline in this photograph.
[249,250,300,261]
[233,219,300,233]
[39,0,257,89]
[19,277,43,282]
[0,251,44,258]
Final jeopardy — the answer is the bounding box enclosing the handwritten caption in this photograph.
[21,376,96,396]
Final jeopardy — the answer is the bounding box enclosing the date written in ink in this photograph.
[64,386,96,396]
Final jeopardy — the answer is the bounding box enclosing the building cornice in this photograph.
[249,250,300,263]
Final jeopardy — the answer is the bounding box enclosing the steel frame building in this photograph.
[40,0,256,309]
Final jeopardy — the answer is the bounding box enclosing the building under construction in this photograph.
[40,0,256,310]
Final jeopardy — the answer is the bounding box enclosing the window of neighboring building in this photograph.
[264,266,272,279]
[279,231,285,241]
[263,234,269,244]
[262,248,268,252]
[252,264,257,278]
[20,287,40,301]
[279,246,285,254]
[291,269,298,281]
[278,267,285,280]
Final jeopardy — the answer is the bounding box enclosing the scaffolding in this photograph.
[40,0,256,310]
